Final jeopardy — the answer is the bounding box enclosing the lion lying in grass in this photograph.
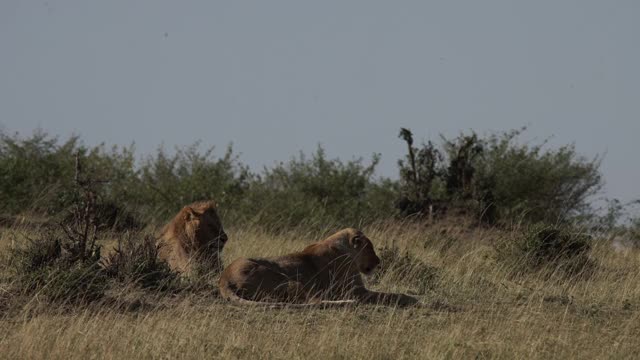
[157,200,228,276]
[218,228,418,307]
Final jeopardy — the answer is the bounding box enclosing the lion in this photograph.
[218,228,418,307]
[157,200,228,276]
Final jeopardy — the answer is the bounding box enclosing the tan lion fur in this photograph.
[218,228,417,307]
[157,200,228,276]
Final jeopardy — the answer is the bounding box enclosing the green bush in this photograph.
[101,233,177,290]
[0,130,78,215]
[134,142,252,222]
[370,245,438,294]
[0,130,141,220]
[235,146,397,230]
[6,231,62,274]
[36,262,109,304]
[498,224,592,275]
[474,128,602,223]
[396,128,445,217]
[396,127,603,224]
[0,128,604,229]
[629,217,640,248]
[7,231,108,304]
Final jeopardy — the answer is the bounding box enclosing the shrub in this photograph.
[396,128,445,217]
[0,128,604,229]
[498,224,592,275]
[370,245,438,294]
[474,128,602,223]
[4,153,115,304]
[395,127,603,224]
[0,130,79,215]
[628,217,640,248]
[441,132,484,199]
[35,262,108,304]
[135,142,251,222]
[101,233,176,290]
[94,201,143,231]
[7,231,108,304]
[6,230,62,273]
[236,146,396,230]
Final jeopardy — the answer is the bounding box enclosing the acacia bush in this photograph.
[0,130,141,226]
[4,157,172,305]
[497,223,592,276]
[100,233,177,290]
[0,130,79,215]
[475,129,602,223]
[396,128,445,218]
[396,127,603,224]
[370,245,439,294]
[133,142,252,222]
[6,230,108,304]
[235,146,396,230]
[0,128,605,229]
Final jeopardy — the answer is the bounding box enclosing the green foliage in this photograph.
[396,127,603,224]
[440,131,496,222]
[237,146,396,230]
[475,128,603,223]
[135,142,252,221]
[5,153,116,304]
[35,262,109,304]
[0,130,79,214]
[441,132,484,199]
[101,233,177,290]
[7,231,108,304]
[498,224,592,275]
[598,200,640,248]
[520,225,591,264]
[370,245,439,294]
[0,130,140,221]
[629,216,640,248]
[0,128,604,228]
[396,128,444,216]
[7,230,62,274]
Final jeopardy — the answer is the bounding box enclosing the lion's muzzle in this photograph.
[363,255,380,275]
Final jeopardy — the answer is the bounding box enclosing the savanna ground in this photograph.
[1,219,639,360]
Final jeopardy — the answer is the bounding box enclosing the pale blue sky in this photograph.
[1,1,638,203]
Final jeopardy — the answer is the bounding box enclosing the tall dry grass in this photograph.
[1,220,639,359]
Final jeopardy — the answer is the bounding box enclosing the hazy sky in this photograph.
[1,1,638,203]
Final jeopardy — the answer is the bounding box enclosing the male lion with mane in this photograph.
[157,200,228,276]
[219,228,417,307]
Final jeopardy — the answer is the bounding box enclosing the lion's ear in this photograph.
[183,207,199,221]
[350,235,362,248]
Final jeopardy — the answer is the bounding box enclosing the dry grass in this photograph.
[1,220,640,359]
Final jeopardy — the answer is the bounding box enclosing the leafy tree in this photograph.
[475,128,602,222]
[136,142,252,220]
[396,128,443,217]
[239,145,394,230]
[396,127,603,223]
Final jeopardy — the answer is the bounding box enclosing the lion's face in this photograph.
[185,206,228,251]
[348,231,380,275]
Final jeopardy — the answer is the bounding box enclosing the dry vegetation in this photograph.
[1,220,639,359]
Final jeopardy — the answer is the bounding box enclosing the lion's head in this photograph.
[180,201,228,252]
[158,200,228,274]
[331,228,380,275]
